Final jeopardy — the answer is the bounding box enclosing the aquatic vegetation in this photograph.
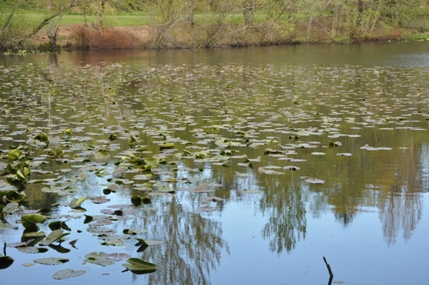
[0,59,428,284]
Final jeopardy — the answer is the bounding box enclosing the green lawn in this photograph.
[58,14,151,26]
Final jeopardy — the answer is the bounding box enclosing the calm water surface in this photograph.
[1,42,429,285]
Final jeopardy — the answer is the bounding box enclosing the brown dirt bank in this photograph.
[32,25,150,50]
[30,23,426,51]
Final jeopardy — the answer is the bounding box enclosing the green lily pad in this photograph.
[34,257,69,265]
[143,157,159,168]
[2,202,21,216]
[70,196,87,209]
[305,178,325,184]
[34,133,49,145]
[131,195,142,206]
[53,269,86,280]
[8,149,22,162]
[40,229,70,246]
[21,231,46,238]
[106,252,131,261]
[122,258,157,272]
[17,246,48,254]
[49,221,71,231]
[83,252,114,267]
[160,142,174,150]
[0,256,14,269]
[21,214,46,231]
[87,226,114,234]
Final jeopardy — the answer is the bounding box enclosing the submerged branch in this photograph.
[323,256,334,277]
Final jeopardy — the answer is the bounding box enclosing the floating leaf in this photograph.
[40,229,70,246]
[144,240,165,246]
[284,166,300,171]
[8,149,22,162]
[83,215,93,224]
[87,226,113,234]
[70,196,87,209]
[63,129,73,136]
[305,178,325,184]
[336,153,352,156]
[49,221,71,231]
[49,244,71,253]
[133,174,152,181]
[193,184,212,193]
[84,252,114,267]
[202,196,224,202]
[0,256,14,269]
[106,252,131,261]
[160,142,174,150]
[21,231,46,238]
[21,214,46,231]
[34,133,49,145]
[34,257,69,266]
[135,238,149,252]
[144,157,159,168]
[53,269,86,280]
[122,258,157,273]
[88,196,110,204]
[131,196,142,207]
[6,239,33,247]
[123,229,148,235]
[2,202,21,216]
[17,246,47,254]
[112,167,127,178]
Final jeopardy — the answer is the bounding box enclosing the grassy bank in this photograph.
[2,4,429,52]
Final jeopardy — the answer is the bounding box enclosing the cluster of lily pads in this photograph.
[1,61,429,281]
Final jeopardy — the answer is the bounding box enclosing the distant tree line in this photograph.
[1,0,429,50]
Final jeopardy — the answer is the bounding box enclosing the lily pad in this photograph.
[305,178,325,184]
[21,214,46,231]
[122,258,157,273]
[106,252,131,261]
[40,229,70,246]
[83,252,114,267]
[17,246,47,254]
[53,269,86,280]
[0,256,14,269]
[70,196,87,209]
[48,221,71,231]
[34,257,69,265]
[284,166,300,171]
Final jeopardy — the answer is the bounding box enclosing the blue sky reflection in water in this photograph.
[1,42,429,285]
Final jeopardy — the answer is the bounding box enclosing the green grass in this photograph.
[67,14,150,27]
[58,15,151,26]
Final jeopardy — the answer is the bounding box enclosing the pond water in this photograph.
[1,42,429,285]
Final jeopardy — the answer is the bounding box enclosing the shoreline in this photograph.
[4,24,429,54]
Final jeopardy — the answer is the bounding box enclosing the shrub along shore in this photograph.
[1,1,429,52]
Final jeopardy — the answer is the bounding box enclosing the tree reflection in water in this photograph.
[258,175,307,254]
[128,192,228,285]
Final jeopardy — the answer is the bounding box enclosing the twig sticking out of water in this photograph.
[323,256,334,277]
[323,256,334,285]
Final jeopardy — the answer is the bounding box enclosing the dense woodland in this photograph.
[1,0,429,51]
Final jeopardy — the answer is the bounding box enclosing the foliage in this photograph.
[2,0,429,50]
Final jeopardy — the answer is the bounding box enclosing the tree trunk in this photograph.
[307,12,313,42]
[47,12,63,52]
[99,0,107,28]
[186,0,195,26]
[0,0,21,42]
[243,0,253,26]
[370,0,383,34]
